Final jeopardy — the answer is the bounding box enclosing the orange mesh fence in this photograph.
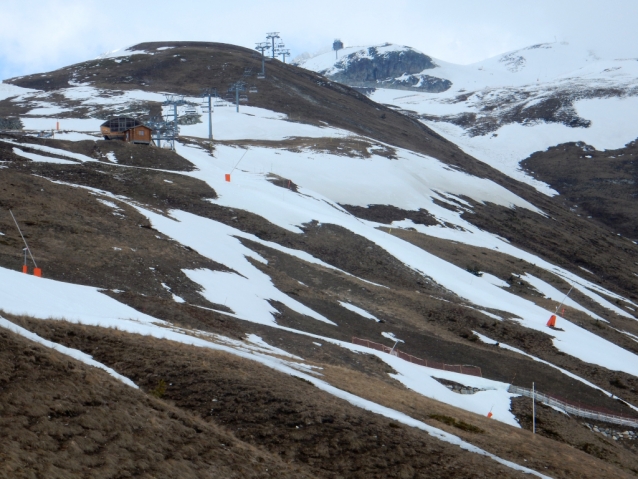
[352,337,482,377]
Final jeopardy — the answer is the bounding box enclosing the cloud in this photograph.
[1,0,636,80]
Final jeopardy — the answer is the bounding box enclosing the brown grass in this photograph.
[5,316,541,479]
[320,364,638,479]
[0,325,316,479]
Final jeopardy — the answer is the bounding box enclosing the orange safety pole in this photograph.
[547,315,557,328]
[225,174,231,182]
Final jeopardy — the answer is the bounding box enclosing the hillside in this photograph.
[0,41,637,477]
[297,41,638,242]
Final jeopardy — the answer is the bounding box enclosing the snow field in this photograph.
[0,82,34,101]
[421,95,638,195]
[521,273,607,322]
[298,42,638,195]
[166,142,638,377]
[303,41,638,99]
[391,217,637,318]
[135,207,335,326]
[0,266,160,326]
[339,301,380,321]
[12,147,78,165]
[178,141,540,231]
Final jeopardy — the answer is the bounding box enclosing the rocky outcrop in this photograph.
[0,117,23,130]
[325,44,452,93]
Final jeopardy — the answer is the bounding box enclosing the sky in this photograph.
[0,0,636,80]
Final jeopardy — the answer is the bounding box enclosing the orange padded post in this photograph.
[547,315,557,328]
[33,268,42,277]
[22,265,28,274]
[56,121,60,130]
[487,412,493,419]
[225,174,231,182]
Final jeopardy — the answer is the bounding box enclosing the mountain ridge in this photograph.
[0,39,638,478]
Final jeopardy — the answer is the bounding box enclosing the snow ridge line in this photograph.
[509,385,638,428]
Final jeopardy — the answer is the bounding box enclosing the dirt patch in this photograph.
[522,140,638,239]
[340,204,438,226]
[510,396,638,473]
[460,200,638,301]
[214,136,398,160]
[0,326,315,479]
[0,167,222,305]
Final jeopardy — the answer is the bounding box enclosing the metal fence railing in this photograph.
[508,385,638,428]
[352,337,482,377]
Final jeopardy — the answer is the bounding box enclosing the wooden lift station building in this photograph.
[100,117,153,145]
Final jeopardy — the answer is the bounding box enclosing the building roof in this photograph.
[101,117,143,132]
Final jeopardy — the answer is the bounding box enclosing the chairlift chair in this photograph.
[257,72,266,79]
[248,86,258,93]
[239,95,248,102]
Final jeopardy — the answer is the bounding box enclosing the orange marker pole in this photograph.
[547,315,557,328]
[22,264,28,274]
[33,268,42,278]
[225,173,231,182]
[56,121,60,131]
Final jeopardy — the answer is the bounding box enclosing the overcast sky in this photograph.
[0,0,635,80]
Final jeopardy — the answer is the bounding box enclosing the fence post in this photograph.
[532,382,536,435]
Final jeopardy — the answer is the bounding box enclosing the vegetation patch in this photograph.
[430,414,484,433]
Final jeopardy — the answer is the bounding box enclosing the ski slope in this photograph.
[7,136,638,380]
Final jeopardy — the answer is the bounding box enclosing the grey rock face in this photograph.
[325,45,452,93]
[0,117,23,130]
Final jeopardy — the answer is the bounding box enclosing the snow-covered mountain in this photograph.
[298,42,638,197]
[1,41,638,477]
[295,43,452,92]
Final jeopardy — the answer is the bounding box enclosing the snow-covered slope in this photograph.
[298,42,638,194]
[3,41,638,476]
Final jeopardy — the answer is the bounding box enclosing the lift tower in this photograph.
[279,48,291,64]
[255,42,270,78]
[228,81,246,113]
[202,87,217,150]
[266,32,280,59]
